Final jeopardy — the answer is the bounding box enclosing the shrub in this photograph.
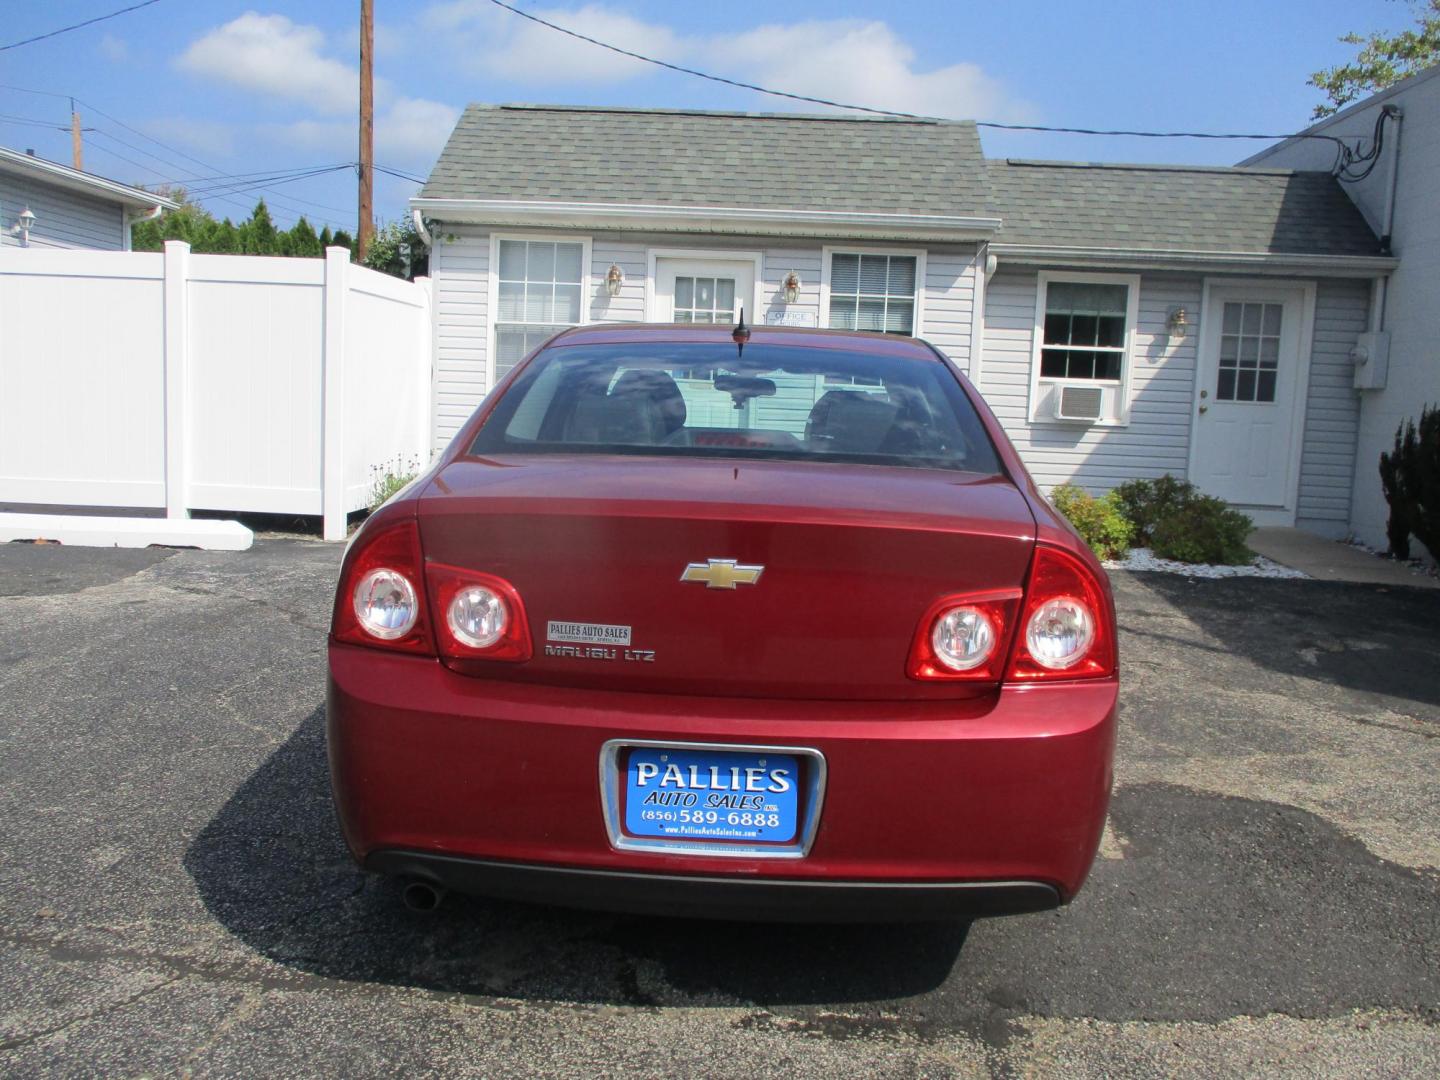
[368,454,421,511]
[1050,484,1133,560]
[1378,404,1440,560]
[1112,474,1200,546]
[1150,496,1254,565]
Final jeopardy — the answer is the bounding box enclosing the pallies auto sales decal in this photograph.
[544,621,655,662]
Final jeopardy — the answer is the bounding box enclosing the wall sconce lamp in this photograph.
[781,270,802,304]
[10,206,35,247]
[1166,306,1190,339]
[605,263,624,297]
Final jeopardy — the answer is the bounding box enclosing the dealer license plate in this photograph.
[622,746,801,845]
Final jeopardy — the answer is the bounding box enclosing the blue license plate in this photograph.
[622,746,801,844]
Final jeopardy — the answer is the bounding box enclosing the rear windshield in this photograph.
[468,341,1002,475]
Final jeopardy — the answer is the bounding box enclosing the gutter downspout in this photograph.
[411,207,434,248]
[1375,105,1403,332]
[124,203,166,252]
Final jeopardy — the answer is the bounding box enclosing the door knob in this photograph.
[1199,404,1209,414]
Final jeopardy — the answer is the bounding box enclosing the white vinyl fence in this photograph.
[0,242,431,540]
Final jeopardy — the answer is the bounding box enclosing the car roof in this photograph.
[546,323,941,359]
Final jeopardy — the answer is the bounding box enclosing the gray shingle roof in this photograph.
[419,105,1382,258]
[420,104,989,216]
[986,160,1380,256]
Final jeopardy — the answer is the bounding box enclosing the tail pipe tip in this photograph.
[401,878,446,913]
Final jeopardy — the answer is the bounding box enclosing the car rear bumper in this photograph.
[366,849,1061,922]
[327,642,1116,921]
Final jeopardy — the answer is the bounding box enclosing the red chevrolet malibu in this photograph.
[327,322,1116,921]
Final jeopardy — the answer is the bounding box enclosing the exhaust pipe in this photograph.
[401,879,445,913]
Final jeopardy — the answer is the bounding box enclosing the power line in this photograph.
[82,140,349,228]
[0,82,355,220]
[373,163,426,185]
[0,80,356,224]
[84,124,354,217]
[82,127,352,220]
[183,165,354,199]
[482,0,1350,149]
[0,112,94,132]
[0,0,164,52]
[74,98,354,218]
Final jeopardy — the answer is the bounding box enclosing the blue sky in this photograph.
[0,1,1418,232]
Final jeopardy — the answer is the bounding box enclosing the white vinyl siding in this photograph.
[982,270,1198,490]
[431,230,490,451]
[922,248,978,376]
[983,268,1368,529]
[1295,278,1367,535]
[0,172,127,250]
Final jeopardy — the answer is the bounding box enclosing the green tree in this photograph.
[288,217,322,258]
[1310,0,1440,117]
[132,192,345,261]
[238,199,278,254]
[362,218,429,280]
[130,187,210,249]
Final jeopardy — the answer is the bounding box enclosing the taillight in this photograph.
[426,563,532,662]
[908,590,1021,681]
[1007,544,1114,681]
[332,518,435,655]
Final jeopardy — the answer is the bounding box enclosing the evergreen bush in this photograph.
[1378,404,1440,560]
[1150,496,1254,565]
[1112,475,1200,546]
[1050,484,1133,560]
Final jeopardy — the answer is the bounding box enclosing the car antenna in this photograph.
[732,306,750,358]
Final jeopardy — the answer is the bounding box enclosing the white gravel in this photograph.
[1103,546,1309,579]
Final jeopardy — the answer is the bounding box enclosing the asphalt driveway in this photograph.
[1,540,1436,1078]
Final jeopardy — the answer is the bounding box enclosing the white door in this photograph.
[1191,284,1309,512]
[653,258,756,325]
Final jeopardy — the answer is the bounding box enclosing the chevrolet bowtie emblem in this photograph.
[680,558,765,590]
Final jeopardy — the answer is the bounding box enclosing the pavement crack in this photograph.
[154,580,330,633]
[0,972,184,1052]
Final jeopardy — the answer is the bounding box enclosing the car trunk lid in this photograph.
[417,455,1036,700]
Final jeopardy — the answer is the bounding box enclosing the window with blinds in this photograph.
[826,252,918,335]
[495,239,585,379]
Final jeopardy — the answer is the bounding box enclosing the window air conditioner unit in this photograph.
[1053,384,1104,422]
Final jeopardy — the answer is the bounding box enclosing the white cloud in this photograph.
[98,33,128,62]
[380,98,461,163]
[423,2,684,82]
[259,96,458,173]
[176,12,358,115]
[711,20,1034,123]
[145,116,236,159]
[421,4,1032,121]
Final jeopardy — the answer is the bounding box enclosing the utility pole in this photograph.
[357,0,374,262]
[70,99,83,170]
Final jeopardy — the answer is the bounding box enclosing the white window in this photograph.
[1031,272,1139,425]
[494,237,588,380]
[824,250,922,335]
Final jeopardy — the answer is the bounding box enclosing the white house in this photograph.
[0,145,177,251]
[414,104,1395,536]
[1242,63,1439,553]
